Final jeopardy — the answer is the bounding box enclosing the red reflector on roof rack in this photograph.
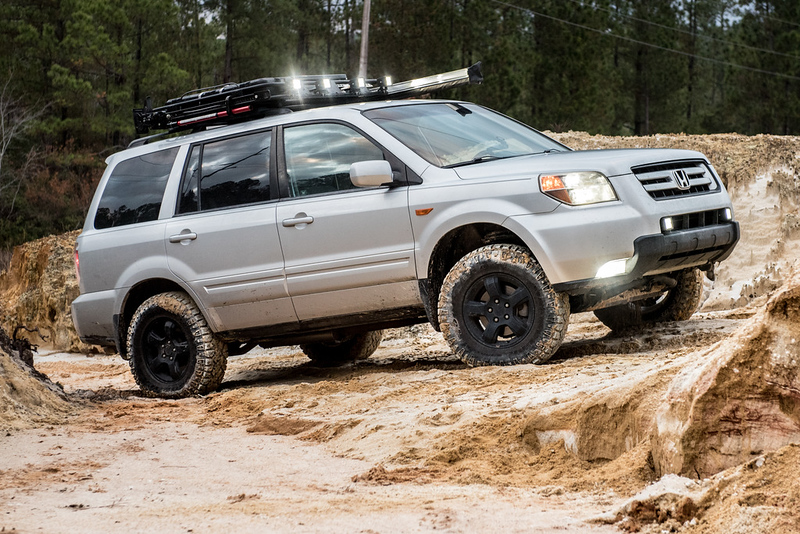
[176,105,252,127]
[177,112,219,126]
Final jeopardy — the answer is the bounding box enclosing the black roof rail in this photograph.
[132,62,482,136]
[127,130,174,148]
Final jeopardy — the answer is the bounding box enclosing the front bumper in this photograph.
[632,221,739,278]
[553,221,740,295]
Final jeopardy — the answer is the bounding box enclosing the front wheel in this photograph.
[438,244,569,366]
[127,291,227,398]
[593,268,705,332]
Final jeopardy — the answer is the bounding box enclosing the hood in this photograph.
[454,148,709,180]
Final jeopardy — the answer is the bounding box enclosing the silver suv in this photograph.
[72,79,739,398]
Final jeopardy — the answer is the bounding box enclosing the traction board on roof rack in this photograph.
[133,62,483,136]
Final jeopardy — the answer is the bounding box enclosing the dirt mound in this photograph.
[610,444,800,533]
[0,230,90,352]
[0,325,72,432]
[652,271,800,479]
[686,444,800,534]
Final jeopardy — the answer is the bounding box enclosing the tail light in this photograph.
[74,248,81,286]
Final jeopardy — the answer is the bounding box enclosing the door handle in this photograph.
[169,231,197,243]
[282,215,314,228]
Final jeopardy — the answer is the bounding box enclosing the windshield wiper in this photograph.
[445,155,511,169]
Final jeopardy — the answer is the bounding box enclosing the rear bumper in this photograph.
[553,221,739,294]
[70,289,119,347]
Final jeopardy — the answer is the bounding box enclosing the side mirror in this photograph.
[350,160,394,188]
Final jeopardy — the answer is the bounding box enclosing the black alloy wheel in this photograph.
[138,313,195,387]
[462,273,533,348]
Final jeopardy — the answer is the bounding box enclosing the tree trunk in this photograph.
[358,0,370,79]
[686,0,695,122]
[326,0,332,70]
[194,0,203,87]
[345,0,351,73]
[224,0,234,83]
[133,18,142,107]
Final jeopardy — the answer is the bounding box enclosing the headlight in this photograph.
[539,171,618,206]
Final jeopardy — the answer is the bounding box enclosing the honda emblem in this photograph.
[673,169,691,190]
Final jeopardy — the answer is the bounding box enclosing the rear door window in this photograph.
[94,147,178,229]
[178,130,272,213]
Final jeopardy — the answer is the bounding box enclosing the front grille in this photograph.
[633,160,719,200]
[666,209,729,232]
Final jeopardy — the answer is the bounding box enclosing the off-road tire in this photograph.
[301,330,384,366]
[128,291,227,398]
[438,244,569,366]
[593,268,705,332]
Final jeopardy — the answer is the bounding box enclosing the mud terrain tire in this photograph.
[438,244,569,366]
[594,268,705,332]
[301,330,384,366]
[128,291,227,398]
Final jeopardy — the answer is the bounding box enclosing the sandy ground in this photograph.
[0,308,755,534]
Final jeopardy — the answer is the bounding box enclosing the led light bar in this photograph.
[384,63,483,99]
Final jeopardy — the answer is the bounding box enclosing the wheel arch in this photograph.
[423,222,534,330]
[116,278,196,358]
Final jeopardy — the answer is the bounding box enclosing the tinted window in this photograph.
[178,146,200,213]
[94,147,178,229]
[284,123,384,197]
[179,131,271,213]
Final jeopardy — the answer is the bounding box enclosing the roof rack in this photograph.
[132,62,483,138]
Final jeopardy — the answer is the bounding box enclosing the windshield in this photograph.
[363,103,567,168]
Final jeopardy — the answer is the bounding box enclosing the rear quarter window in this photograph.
[94,147,179,229]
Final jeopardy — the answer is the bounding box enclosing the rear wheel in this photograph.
[594,268,705,332]
[438,244,569,366]
[128,292,227,398]
[301,330,384,366]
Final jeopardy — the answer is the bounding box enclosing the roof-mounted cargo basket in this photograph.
[133,62,483,137]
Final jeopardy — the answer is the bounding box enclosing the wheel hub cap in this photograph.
[142,316,192,383]
[463,274,533,346]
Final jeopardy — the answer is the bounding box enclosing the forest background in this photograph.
[0,0,798,262]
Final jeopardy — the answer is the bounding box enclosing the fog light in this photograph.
[596,258,630,279]
[722,207,732,221]
[661,217,674,232]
